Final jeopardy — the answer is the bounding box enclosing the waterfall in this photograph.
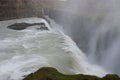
[1,0,120,79]
[50,0,120,75]
[0,17,106,80]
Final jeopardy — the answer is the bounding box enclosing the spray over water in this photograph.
[1,0,120,79]
[0,17,107,80]
[52,0,120,75]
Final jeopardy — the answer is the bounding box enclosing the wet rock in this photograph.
[7,22,49,30]
[7,23,32,30]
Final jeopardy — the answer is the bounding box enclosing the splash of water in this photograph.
[0,17,106,80]
[50,0,120,75]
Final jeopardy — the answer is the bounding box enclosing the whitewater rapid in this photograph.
[0,18,106,80]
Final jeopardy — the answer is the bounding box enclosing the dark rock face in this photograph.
[23,67,120,80]
[0,0,57,21]
[36,26,49,30]
[7,22,49,30]
[7,23,32,30]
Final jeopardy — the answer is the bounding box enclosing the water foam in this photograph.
[0,18,106,80]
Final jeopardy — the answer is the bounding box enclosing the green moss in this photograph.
[23,67,120,80]
[102,74,120,80]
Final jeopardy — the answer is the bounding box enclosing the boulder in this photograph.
[7,23,32,30]
[7,22,49,30]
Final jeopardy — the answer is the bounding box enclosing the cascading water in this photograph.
[50,0,120,75]
[0,17,106,80]
[1,0,120,79]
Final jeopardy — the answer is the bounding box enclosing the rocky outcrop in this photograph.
[0,0,57,21]
[23,67,120,80]
[7,23,32,30]
[7,23,48,30]
[0,0,39,20]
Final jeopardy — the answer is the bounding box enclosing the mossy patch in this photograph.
[23,67,120,80]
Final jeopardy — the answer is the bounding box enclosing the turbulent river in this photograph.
[0,18,106,80]
[1,0,120,79]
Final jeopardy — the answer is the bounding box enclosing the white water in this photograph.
[0,17,106,80]
[52,0,120,75]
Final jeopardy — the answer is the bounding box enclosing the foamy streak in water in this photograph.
[0,18,106,80]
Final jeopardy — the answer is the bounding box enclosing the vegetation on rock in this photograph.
[23,67,120,80]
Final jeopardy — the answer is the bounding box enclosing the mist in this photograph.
[49,0,120,75]
[1,0,120,79]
